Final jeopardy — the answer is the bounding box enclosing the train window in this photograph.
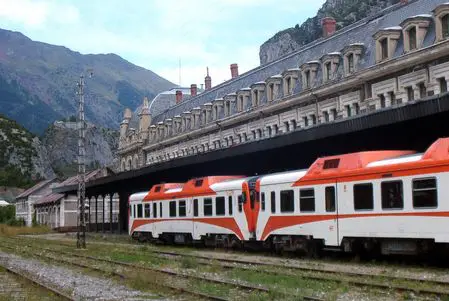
[325,187,336,212]
[238,195,243,212]
[169,201,177,217]
[354,183,374,210]
[216,197,225,216]
[271,191,276,213]
[144,204,151,218]
[179,200,186,217]
[159,202,162,217]
[300,189,315,212]
[204,198,213,216]
[261,192,265,211]
[323,158,340,169]
[193,199,198,217]
[195,179,204,187]
[155,186,161,192]
[153,203,157,218]
[228,196,233,215]
[413,178,437,208]
[130,204,134,218]
[381,181,403,209]
[132,204,136,218]
[137,204,143,218]
[281,190,294,212]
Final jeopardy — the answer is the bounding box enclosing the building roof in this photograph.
[15,179,56,200]
[152,0,440,124]
[56,168,115,188]
[34,193,64,206]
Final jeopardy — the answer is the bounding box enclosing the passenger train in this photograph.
[129,137,449,256]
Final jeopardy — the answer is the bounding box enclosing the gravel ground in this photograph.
[0,251,166,301]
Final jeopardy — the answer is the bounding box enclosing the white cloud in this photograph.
[0,0,79,27]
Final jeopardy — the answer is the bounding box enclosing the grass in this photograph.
[0,224,52,236]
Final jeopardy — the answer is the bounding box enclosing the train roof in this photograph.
[210,177,248,192]
[259,170,308,186]
[294,137,449,186]
[129,192,148,202]
[144,176,246,200]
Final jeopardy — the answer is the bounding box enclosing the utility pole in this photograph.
[76,70,93,249]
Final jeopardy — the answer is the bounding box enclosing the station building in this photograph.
[114,1,449,172]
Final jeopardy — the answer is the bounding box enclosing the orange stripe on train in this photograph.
[131,217,244,240]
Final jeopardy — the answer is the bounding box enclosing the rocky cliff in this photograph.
[259,0,400,65]
[41,122,119,178]
[0,114,118,189]
[0,28,175,135]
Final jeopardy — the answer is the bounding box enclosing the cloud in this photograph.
[0,0,79,27]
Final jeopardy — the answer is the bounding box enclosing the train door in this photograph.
[192,197,200,240]
[324,184,339,246]
[242,176,261,240]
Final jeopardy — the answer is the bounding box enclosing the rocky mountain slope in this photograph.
[0,114,118,189]
[0,114,53,188]
[0,28,174,135]
[42,121,119,178]
[259,0,400,65]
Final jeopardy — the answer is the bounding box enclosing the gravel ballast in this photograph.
[0,251,165,300]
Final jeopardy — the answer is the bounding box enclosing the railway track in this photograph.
[0,241,321,301]
[6,236,449,299]
[0,256,74,301]
[23,237,449,298]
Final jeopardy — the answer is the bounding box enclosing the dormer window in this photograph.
[250,82,265,107]
[269,83,274,100]
[443,14,449,38]
[321,53,340,82]
[433,4,449,41]
[254,90,259,106]
[286,77,292,94]
[300,62,319,90]
[400,15,431,52]
[238,95,244,111]
[380,38,388,59]
[266,74,282,102]
[348,53,354,73]
[373,28,401,62]
[325,62,331,81]
[341,43,363,76]
[408,26,417,50]
[305,70,310,88]
[282,69,300,96]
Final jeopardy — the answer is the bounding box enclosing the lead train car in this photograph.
[129,176,257,247]
[256,137,449,256]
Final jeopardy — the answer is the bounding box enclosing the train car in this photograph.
[129,175,260,247]
[128,183,183,241]
[257,137,449,256]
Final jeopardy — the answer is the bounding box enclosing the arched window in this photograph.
[347,53,354,74]
[443,14,449,38]
[408,26,417,50]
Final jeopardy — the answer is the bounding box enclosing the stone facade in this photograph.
[118,0,449,172]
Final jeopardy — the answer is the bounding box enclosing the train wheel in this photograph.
[230,237,241,250]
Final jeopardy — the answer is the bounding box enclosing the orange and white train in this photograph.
[129,137,449,256]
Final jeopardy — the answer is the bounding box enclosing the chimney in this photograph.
[190,84,197,97]
[205,67,211,90]
[230,63,239,78]
[176,90,183,103]
[321,17,336,38]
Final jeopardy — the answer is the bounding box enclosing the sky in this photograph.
[0,0,326,87]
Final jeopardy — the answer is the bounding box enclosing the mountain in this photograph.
[0,114,119,189]
[0,28,175,134]
[0,114,53,188]
[42,121,119,178]
[259,0,400,65]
